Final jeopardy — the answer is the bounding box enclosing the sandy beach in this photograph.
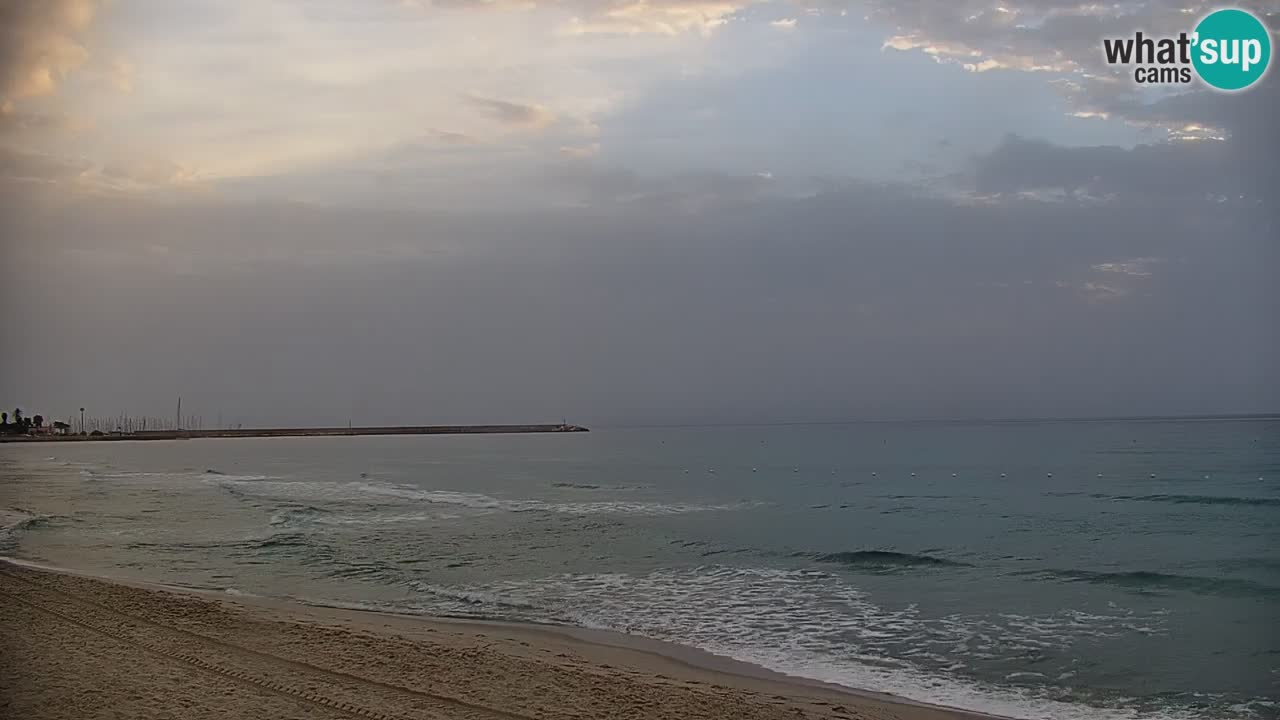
[0,561,996,720]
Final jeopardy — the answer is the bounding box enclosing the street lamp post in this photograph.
[80,408,85,435]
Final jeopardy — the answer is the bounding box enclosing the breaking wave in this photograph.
[269,506,332,527]
[551,482,642,491]
[385,566,1197,720]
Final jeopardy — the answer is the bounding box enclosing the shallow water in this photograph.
[2,418,1277,719]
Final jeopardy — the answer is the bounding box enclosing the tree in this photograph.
[12,408,22,426]
[33,414,44,429]
[1,412,7,426]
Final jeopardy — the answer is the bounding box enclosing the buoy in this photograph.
[872,472,878,476]
[1047,473,1053,478]
[951,473,957,478]
[1150,473,1156,478]
[793,468,799,473]
[910,472,917,477]
[1097,473,1103,478]
[752,467,757,473]
[1203,475,1210,480]
[1000,473,1006,478]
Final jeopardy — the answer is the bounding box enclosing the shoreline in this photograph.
[1,558,1006,720]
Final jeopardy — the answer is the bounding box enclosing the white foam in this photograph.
[78,469,280,484]
[412,567,1205,720]
[270,507,460,527]
[0,555,62,571]
[217,478,749,516]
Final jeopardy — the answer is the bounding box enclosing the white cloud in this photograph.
[1080,281,1129,303]
[1091,257,1162,277]
[559,1,751,36]
[559,143,601,158]
[848,0,1272,136]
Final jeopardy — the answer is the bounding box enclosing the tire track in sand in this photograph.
[0,568,537,720]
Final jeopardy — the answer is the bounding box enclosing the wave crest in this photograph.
[1105,493,1280,508]
[269,506,332,527]
[811,550,971,569]
[216,479,745,516]
[1,508,64,547]
[1037,569,1280,598]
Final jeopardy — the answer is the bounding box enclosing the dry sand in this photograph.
[0,562,1000,720]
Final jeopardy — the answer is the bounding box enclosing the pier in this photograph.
[0,424,588,443]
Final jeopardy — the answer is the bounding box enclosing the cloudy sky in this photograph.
[1,0,1276,427]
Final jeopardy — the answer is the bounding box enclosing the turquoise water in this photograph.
[2,418,1277,719]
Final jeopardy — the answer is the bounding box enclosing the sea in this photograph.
[2,418,1277,719]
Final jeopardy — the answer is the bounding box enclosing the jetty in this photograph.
[0,424,588,443]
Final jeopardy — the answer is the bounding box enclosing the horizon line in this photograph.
[600,411,1280,430]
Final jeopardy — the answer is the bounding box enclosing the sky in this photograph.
[1,0,1277,427]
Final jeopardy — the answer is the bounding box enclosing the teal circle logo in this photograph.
[1192,8,1271,91]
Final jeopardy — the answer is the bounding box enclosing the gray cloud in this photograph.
[3,169,1274,425]
[974,76,1279,207]
[0,0,97,105]
[0,146,200,196]
[0,146,90,184]
[0,106,78,134]
[849,1,1280,133]
[1123,82,1280,201]
[974,134,1232,198]
[465,94,556,129]
[429,129,475,144]
[99,158,198,186]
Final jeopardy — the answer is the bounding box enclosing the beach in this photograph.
[2,425,1275,719]
[0,561,990,720]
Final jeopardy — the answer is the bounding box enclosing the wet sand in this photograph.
[0,561,1001,720]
